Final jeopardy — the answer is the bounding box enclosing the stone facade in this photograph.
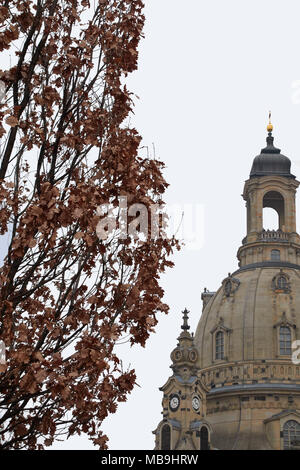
[153,128,300,450]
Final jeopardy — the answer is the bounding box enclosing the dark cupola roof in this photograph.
[250,118,295,179]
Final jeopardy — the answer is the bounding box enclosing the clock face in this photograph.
[169,395,180,411]
[192,396,200,411]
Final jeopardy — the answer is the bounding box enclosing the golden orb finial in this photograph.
[267,111,273,132]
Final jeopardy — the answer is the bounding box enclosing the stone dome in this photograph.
[250,133,295,179]
[193,265,300,450]
[194,266,300,370]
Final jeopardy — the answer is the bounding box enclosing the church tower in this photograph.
[155,118,300,450]
[153,309,211,450]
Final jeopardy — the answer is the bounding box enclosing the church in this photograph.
[153,119,300,450]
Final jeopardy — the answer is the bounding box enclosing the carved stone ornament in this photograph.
[222,273,240,298]
[272,270,291,293]
[273,312,296,330]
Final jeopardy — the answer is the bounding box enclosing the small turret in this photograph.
[239,114,300,264]
[170,308,199,381]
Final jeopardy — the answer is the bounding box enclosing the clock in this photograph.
[192,395,200,412]
[169,394,180,411]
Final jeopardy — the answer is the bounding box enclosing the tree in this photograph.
[0,0,178,449]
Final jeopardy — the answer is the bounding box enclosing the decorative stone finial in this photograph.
[170,308,199,380]
[267,110,273,133]
[264,110,279,151]
[181,308,190,331]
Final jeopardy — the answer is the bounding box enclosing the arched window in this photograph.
[280,326,292,355]
[216,331,224,360]
[200,426,209,450]
[271,249,280,261]
[272,273,290,293]
[263,191,285,230]
[277,276,288,289]
[283,420,300,449]
[161,424,171,450]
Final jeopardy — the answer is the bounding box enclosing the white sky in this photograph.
[3,0,300,450]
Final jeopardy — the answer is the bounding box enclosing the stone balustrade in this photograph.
[258,229,289,242]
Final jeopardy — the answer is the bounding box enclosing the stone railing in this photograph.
[242,230,289,245]
[200,361,300,390]
[257,229,289,242]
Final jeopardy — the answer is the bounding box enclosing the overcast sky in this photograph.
[3,0,300,450]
